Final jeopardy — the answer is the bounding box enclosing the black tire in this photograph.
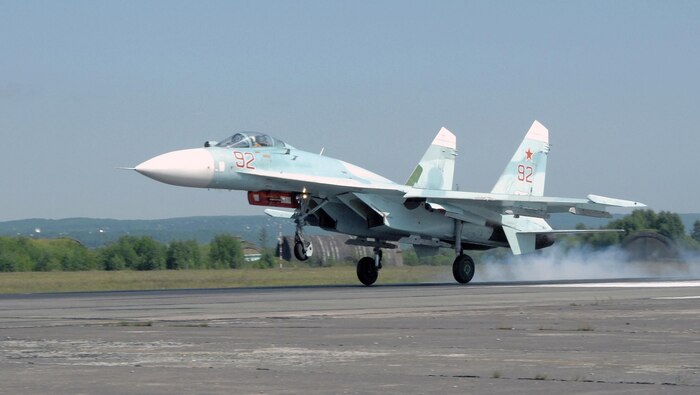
[356,256,378,286]
[452,254,475,284]
[294,241,309,261]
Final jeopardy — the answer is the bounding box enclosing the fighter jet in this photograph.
[133,121,644,285]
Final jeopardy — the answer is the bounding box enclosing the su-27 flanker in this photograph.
[132,121,645,286]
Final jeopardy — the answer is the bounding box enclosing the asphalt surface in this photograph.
[1,279,699,394]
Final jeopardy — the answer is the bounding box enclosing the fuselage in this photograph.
[135,133,541,251]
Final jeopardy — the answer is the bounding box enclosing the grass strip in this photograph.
[0,265,450,294]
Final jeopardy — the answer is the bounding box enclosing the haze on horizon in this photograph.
[1,1,698,221]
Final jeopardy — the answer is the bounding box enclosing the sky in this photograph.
[1,0,699,221]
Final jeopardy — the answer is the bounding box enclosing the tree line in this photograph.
[0,234,275,272]
[1,210,699,272]
[574,210,700,249]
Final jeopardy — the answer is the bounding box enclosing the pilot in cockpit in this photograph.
[254,134,272,147]
[231,133,245,146]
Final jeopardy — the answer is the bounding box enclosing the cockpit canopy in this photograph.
[213,132,291,149]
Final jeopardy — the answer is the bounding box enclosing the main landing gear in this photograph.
[452,254,475,284]
[451,219,474,284]
[354,243,475,285]
[357,247,382,286]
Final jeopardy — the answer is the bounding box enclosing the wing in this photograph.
[404,188,645,222]
[405,189,645,255]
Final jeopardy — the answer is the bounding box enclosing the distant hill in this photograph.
[1,213,698,248]
[0,216,307,248]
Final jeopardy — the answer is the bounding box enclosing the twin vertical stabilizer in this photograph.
[491,120,549,197]
[491,121,551,254]
[405,127,457,190]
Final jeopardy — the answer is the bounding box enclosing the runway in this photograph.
[1,279,699,394]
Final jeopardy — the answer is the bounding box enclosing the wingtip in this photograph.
[587,194,646,208]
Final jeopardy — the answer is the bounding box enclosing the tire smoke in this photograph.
[474,245,700,282]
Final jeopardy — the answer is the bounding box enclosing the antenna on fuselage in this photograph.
[319,147,325,156]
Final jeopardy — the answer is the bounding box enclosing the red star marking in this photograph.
[525,148,533,161]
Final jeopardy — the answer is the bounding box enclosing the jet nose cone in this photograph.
[135,148,215,188]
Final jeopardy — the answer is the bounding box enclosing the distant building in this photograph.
[242,241,262,262]
[622,232,680,262]
[276,234,404,266]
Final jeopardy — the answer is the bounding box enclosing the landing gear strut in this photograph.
[357,246,383,286]
[292,194,326,261]
[452,219,474,284]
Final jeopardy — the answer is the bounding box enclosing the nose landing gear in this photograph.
[293,233,313,261]
[291,194,328,262]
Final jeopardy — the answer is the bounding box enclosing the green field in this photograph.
[0,266,451,294]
